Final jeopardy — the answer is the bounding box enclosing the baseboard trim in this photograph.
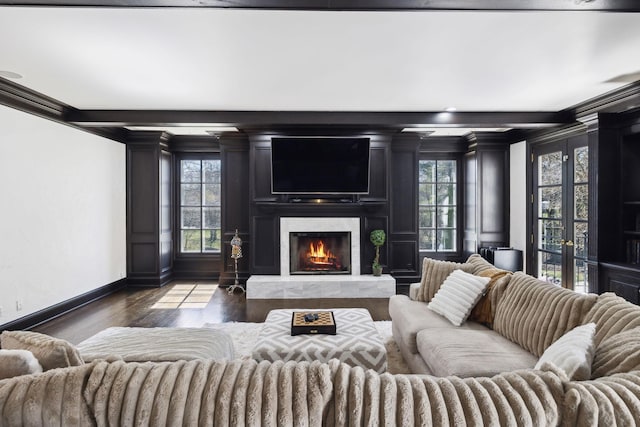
[0,278,127,332]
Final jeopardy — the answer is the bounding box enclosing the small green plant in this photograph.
[370,229,386,273]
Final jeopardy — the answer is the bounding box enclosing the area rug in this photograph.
[203,320,411,374]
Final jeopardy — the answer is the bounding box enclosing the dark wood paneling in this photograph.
[600,263,640,304]
[129,147,157,234]
[361,144,387,202]
[252,216,279,274]
[220,136,250,285]
[252,144,276,202]
[464,152,477,256]
[389,241,418,279]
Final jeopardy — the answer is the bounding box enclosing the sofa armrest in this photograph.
[409,282,421,301]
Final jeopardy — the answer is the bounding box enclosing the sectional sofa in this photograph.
[1,255,640,425]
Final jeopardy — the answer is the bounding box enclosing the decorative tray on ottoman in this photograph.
[291,311,336,336]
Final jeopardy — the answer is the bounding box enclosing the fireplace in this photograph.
[289,232,351,275]
[280,217,361,276]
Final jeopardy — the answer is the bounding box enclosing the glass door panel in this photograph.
[536,150,564,286]
[533,139,589,292]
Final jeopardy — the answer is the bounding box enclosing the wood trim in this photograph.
[0,278,127,332]
[1,0,639,11]
[0,77,127,142]
[572,81,640,118]
[67,110,574,129]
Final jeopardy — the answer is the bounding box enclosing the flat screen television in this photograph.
[271,137,370,194]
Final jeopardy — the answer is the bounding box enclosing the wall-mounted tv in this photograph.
[271,137,370,195]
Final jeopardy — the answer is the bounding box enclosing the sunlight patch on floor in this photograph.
[151,284,218,309]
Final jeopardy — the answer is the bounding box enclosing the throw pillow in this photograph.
[468,269,512,328]
[415,257,472,302]
[591,326,640,378]
[0,330,83,371]
[465,254,497,275]
[0,349,43,379]
[427,269,490,326]
[534,322,596,381]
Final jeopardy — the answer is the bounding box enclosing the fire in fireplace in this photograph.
[289,232,351,274]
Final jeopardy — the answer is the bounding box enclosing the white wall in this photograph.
[0,105,126,325]
[510,140,527,271]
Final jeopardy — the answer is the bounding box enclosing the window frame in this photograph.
[174,153,222,257]
[418,153,463,258]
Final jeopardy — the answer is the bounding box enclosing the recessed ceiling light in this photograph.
[0,70,23,79]
[445,107,457,112]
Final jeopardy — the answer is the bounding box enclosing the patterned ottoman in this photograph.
[251,308,387,373]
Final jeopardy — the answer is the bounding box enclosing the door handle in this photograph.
[560,239,574,247]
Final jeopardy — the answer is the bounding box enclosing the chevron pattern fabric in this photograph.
[252,308,387,373]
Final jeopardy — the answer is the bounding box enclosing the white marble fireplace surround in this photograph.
[246,217,395,299]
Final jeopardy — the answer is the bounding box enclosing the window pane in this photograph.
[181,230,201,252]
[203,160,221,183]
[419,160,436,183]
[574,222,588,258]
[574,147,588,183]
[181,207,201,228]
[203,207,221,228]
[574,183,588,220]
[437,229,456,251]
[574,259,588,294]
[539,151,562,186]
[181,184,201,206]
[437,207,456,228]
[203,229,221,252]
[437,160,456,183]
[419,183,435,205]
[436,183,456,205]
[539,219,563,252]
[539,252,562,286]
[181,160,201,183]
[203,184,221,206]
[419,229,435,251]
[539,186,562,218]
[419,207,436,228]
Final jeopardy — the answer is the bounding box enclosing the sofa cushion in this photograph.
[428,269,490,326]
[0,349,43,379]
[0,330,83,371]
[534,323,596,381]
[465,253,497,275]
[416,328,538,377]
[492,272,598,357]
[592,326,640,378]
[583,292,640,347]
[389,294,487,354]
[415,257,472,302]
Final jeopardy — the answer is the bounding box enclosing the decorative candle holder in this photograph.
[228,229,245,294]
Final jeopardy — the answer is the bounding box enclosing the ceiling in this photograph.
[1,2,640,138]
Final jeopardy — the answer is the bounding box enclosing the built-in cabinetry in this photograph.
[597,111,640,302]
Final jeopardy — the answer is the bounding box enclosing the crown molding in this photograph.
[1,0,639,11]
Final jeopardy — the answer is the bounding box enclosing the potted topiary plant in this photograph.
[370,229,386,276]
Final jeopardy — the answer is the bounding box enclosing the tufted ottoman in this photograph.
[251,308,387,373]
[77,327,234,362]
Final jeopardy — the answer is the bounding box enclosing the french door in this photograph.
[532,136,589,292]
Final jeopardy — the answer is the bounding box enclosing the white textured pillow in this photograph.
[534,322,596,381]
[427,269,490,326]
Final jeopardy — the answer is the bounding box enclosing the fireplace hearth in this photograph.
[290,232,351,274]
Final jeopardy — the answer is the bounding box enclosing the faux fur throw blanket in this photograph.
[0,358,576,426]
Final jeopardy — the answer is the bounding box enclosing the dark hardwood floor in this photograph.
[32,281,400,344]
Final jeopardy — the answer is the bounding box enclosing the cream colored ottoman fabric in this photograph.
[252,308,387,373]
[77,327,234,362]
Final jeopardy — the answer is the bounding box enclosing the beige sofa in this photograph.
[2,257,640,425]
[390,255,640,379]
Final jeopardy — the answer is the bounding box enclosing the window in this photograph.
[179,158,221,253]
[418,159,458,252]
